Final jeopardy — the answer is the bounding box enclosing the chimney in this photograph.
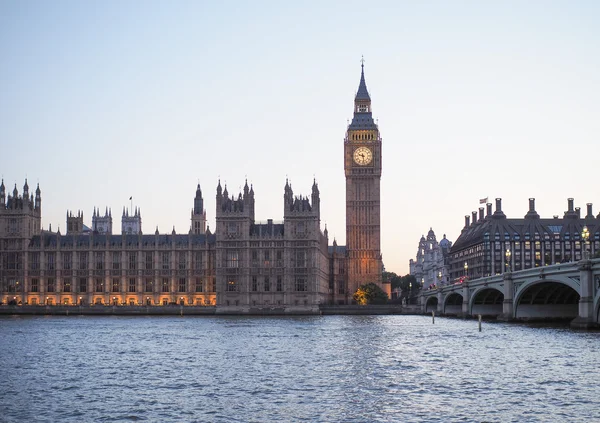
[464,215,470,228]
[493,198,506,218]
[486,203,492,217]
[525,197,540,219]
[575,207,581,219]
[568,198,574,212]
[479,207,484,221]
[472,211,477,224]
[586,203,593,219]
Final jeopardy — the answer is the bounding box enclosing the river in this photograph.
[0,315,598,422]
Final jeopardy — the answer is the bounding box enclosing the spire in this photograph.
[196,183,202,197]
[35,183,40,196]
[355,56,371,102]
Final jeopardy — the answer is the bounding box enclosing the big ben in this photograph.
[345,60,383,297]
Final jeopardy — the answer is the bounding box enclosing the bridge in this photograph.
[419,258,600,329]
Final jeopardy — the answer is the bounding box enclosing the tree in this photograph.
[353,283,389,305]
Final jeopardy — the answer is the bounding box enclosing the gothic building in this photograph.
[0,64,385,309]
[409,229,452,289]
[344,61,383,295]
[449,198,600,281]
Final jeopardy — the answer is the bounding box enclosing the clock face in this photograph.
[353,147,372,165]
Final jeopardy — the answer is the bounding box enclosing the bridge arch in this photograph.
[444,292,463,316]
[425,296,438,313]
[514,279,580,320]
[470,287,504,317]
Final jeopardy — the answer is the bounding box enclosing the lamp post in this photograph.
[464,262,468,279]
[505,248,512,272]
[409,282,412,305]
[582,226,590,259]
[437,271,442,288]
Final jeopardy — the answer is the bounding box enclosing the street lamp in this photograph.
[582,226,590,259]
[464,262,468,279]
[437,271,442,287]
[409,282,412,305]
[505,249,512,272]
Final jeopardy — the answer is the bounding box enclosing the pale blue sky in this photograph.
[1,1,599,274]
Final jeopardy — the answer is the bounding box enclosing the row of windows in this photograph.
[228,277,307,292]
[24,252,207,271]
[21,277,215,293]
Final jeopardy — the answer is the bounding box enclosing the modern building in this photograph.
[0,64,385,309]
[409,228,452,289]
[449,198,600,281]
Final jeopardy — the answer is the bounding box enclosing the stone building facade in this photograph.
[409,228,452,289]
[449,198,600,281]
[0,64,386,309]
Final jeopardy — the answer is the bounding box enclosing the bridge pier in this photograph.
[461,282,470,318]
[498,272,514,321]
[437,290,443,314]
[571,259,598,329]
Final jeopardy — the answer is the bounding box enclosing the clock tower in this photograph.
[344,61,383,298]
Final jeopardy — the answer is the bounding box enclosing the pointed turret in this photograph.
[0,178,5,204]
[23,179,29,197]
[355,59,371,102]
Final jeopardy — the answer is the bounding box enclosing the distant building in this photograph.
[409,228,452,289]
[449,198,600,281]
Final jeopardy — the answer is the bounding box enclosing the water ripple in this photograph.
[0,315,599,422]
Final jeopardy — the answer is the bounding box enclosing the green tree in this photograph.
[353,283,389,305]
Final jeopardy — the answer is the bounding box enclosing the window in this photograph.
[112,278,119,292]
[79,252,88,270]
[227,251,239,268]
[79,278,87,293]
[296,250,306,268]
[45,253,55,271]
[95,279,103,292]
[227,279,237,292]
[276,276,282,292]
[128,278,136,293]
[252,276,258,292]
[178,278,186,292]
[264,251,270,267]
[145,252,153,270]
[30,253,40,270]
[195,278,203,292]
[264,277,270,292]
[31,278,39,292]
[129,253,137,270]
[112,252,120,270]
[295,277,306,292]
[145,278,153,292]
[162,252,169,270]
[62,252,72,270]
[161,278,169,292]
[178,253,186,270]
[276,250,283,267]
[94,252,103,270]
[64,278,71,293]
[211,279,216,292]
[194,252,202,270]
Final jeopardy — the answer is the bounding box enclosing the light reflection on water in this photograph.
[0,315,598,423]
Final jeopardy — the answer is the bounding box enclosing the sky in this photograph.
[1,1,599,275]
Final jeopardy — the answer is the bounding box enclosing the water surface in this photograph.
[0,315,598,422]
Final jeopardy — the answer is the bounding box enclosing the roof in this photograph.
[451,216,600,252]
[250,223,284,237]
[355,64,371,101]
[328,245,347,255]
